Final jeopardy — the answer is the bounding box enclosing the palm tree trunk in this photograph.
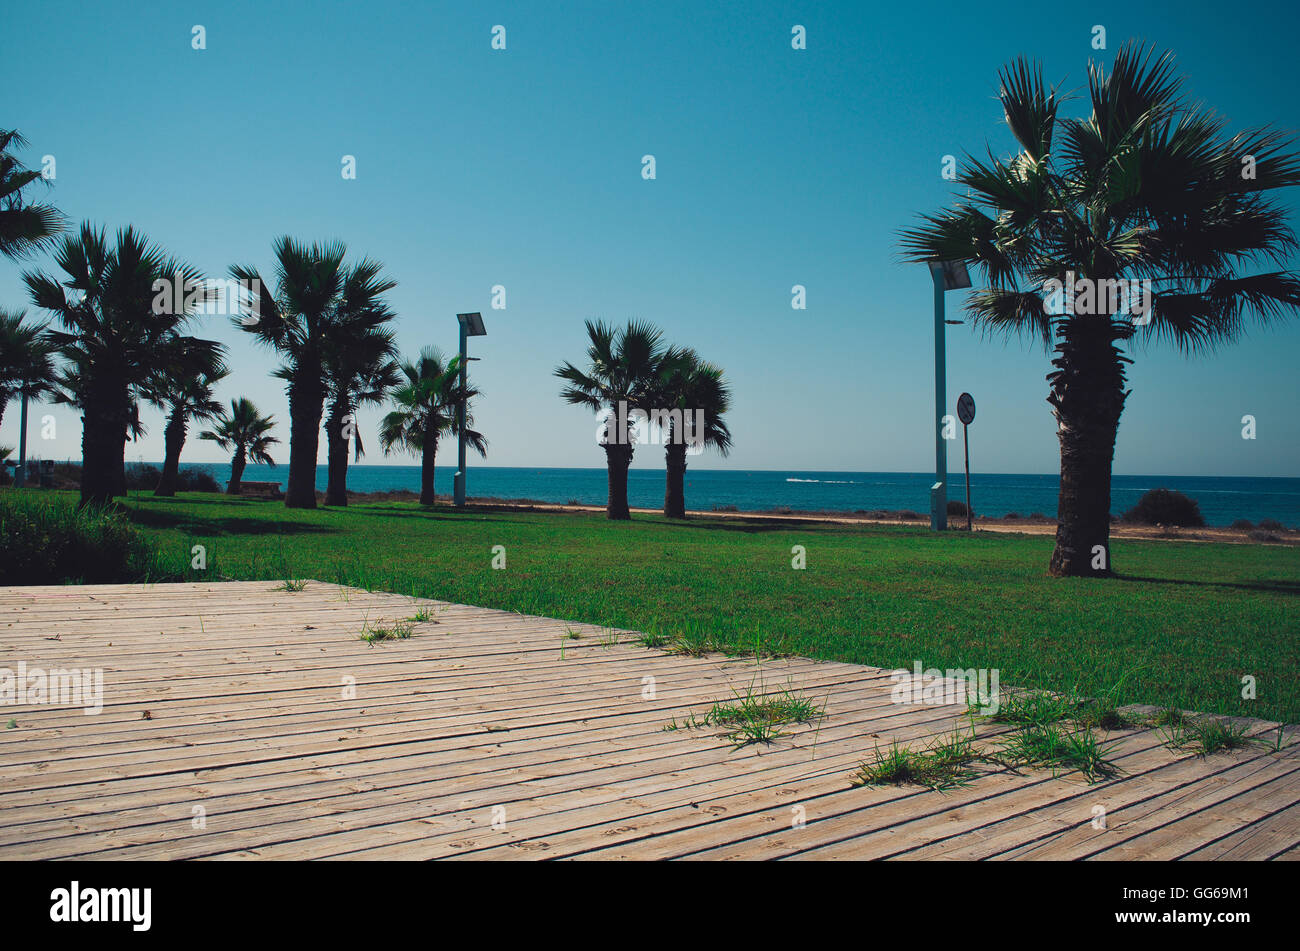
[324,397,350,507]
[79,409,116,507]
[1047,319,1130,577]
[285,370,324,509]
[604,443,633,520]
[80,375,129,508]
[228,450,247,494]
[419,432,438,505]
[154,406,186,497]
[113,417,129,498]
[664,441,688,518]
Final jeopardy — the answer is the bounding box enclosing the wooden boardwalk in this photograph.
[1,581,1296,861]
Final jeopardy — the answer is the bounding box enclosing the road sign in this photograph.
[956,393,976,530]
[957,392,976,425]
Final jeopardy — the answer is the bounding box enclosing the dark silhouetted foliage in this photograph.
[1122,488,1205,527]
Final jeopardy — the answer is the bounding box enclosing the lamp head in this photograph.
[456,312,487,336]
[927,259,972,291]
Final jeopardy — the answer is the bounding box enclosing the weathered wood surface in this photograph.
[1,582,1295,860]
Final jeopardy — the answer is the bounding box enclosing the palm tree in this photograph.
[655,350,733,518]
[199,398,280,494]
[145,336,228,497]
[230,238,396,509]
[323,324,399,507]
[0,308,58,431]
[378,347,486,506]
[901,44,1300,576]
[24,224,211,506]
[0,308,58,487]
[555,320,681,519]
[0,129,64,260]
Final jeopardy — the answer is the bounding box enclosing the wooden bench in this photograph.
[229,480,283,499]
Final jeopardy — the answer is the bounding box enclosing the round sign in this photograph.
[957,392,976,425]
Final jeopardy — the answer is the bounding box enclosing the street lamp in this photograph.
[12,389,30,488]
[926,259,971,531]
[453,312,486,507]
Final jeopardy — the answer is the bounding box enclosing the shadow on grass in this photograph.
[126,508,340,537]
[341,505,539,527]
[1115,573,1300,597]
[127,494,270,508]
[640,515,928,537]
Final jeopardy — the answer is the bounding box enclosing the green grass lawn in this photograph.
[77,491,1300,723]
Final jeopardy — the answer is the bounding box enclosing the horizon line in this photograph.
[89,460,1300,481]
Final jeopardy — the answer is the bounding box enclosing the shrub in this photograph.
[1121,488,1205,527]
[1005,512,1020,519]
[124,464,162,490]
[947,500,972,517]
[1258,518,1285,532]
[180,467,221,493]
[0,491,164,584]
[1230,518,1255,530]
[124,464,220,493]
[712,503,739,512]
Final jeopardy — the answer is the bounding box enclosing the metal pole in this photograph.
[454,321,468,506]
[14,392,28,488]
[963,422,972,532]
[932,273,947,530]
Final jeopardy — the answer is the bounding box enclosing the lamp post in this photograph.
[13,391,29,488]
[926,259,972,531]
[453,312,486,507]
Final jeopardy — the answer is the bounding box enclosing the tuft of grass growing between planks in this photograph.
[666,681,825,748]
[994,721,1120,782]
[1160,715,1257,756]
[274,578,308,592]
[974,685,1147,733]
[1073,695,1147,731]
[853,727,983,791]
[864,681,1277,793]
[855,718,1120,789]
[359,619,414,644]
[975,687,1082,726]
[969,685,1124,783]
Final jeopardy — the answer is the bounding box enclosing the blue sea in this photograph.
[166,463,1300,527]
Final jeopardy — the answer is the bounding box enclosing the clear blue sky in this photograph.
[3,0,1298,476]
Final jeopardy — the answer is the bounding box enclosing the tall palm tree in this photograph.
[901,44,1300,576]
[0,129,65,260]
[378,347,486,506]
[231,238,396,509]
[555,320,682,520]
[199,398,279,494]
[145,336,228,497]
[655,350,733,518]
[323,325,399,506]
[24,224,211,506]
